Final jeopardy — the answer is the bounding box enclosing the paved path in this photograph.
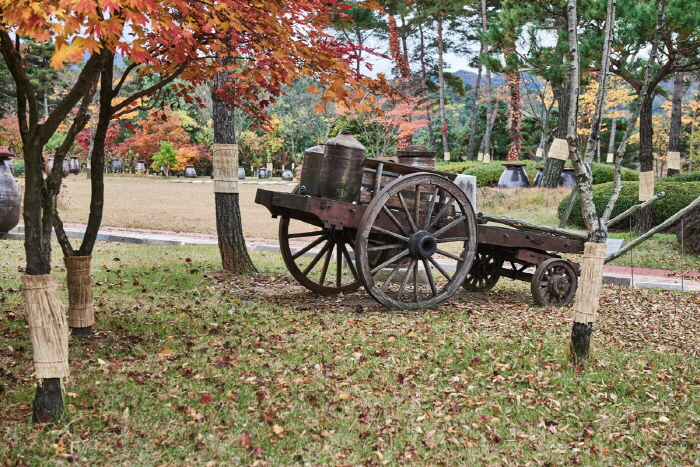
[4,223,699,292]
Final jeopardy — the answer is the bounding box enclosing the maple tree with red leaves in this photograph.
[2,0,392,424]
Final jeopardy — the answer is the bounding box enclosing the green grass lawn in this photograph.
[2,240,699,466]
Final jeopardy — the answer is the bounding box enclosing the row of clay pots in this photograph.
[497,164,576,189]
[45,156,80,176]
[0,150,20,233]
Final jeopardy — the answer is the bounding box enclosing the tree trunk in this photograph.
[566,0,616,366]
[506,69,522,161]
[212,69,256,274]
[437,12,450,162]
[637,92,655,234]
[667,70,684,176]
[418,23,437,152]
[541,83,570,187]
[607,116,617,160]
[480,0,493,161]
[467,47,484,161]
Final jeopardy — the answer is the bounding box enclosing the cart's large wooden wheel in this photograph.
[278,186,365,294]
[530,258,578,306]
[355,173,477,310]
[463,251,502,291]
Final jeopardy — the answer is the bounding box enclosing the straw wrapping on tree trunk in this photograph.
[212,144,239,193]
[21,274,69,384]
[606,152,614,163]
[477,152,483,161]
[548,138,569,161]
[667,151,680,171]
[64,255,94,328]
[483,153,491,164]
[572,242,607,324]
[535,147,543,159]
[639,171,654,201]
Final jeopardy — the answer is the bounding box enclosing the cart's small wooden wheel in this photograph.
[530,258,578,306]
[355,173,477,310]
[279,186,363,294]
[463,251,502,291]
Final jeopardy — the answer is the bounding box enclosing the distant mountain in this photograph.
[453,70,506,88]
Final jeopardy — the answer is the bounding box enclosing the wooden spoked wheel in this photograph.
[355,173,477,310]
[530,258,578,306]
[279,216,364,295]
[463,252,502,291]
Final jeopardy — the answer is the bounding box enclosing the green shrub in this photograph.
[463,163,508,187]
[558,180,700,229]
[435,161,482,174]
[590,163,639,184]
[666,171,700,183]
[10,159,24,177]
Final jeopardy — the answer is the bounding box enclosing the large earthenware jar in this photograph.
[69,156,80,174]
[532,167,544,187]
[319,132,365,203]
[281,169,294,181]
[497,163,530,188]
[184,165,197,178]
[258,167,268,179]
[559,167,576,187]
[110,159,123,173]
[238,167,246,179]
[135,160,146,173]
[397,145,436,169]
[0,151,20,233]
[299,144,324,197]
[61,158,70,177]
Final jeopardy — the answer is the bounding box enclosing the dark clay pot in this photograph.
[184,165,197,178]
[319,132,365,203]
[559,167,576,187]
[299,144,324,197]
[0,152,20,233]
[45,157,68,176]
[497,163,530,188]
[281,169,294,181]
[397,145,436,169]
[238,167,246,180]
[532,167,543,187]
[69,156,80,174]
[110,159,123,173]
[135,160,146,172]
[258,168,268,179]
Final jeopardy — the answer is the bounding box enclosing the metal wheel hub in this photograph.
[408,230,437,259]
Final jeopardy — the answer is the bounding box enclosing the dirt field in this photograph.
[57,175,295,239]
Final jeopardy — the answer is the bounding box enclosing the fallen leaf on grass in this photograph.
[272,424,284,437]
[200,395,213,404]
[158,349,173,356]
[240,431,251,447]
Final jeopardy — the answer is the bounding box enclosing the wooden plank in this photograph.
[363,158,458,181]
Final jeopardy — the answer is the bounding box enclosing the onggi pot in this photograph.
[238,167,246,180]
[319,132,365,203]
[69,156,80,174]
[299,144,324,197]
[184,165,197,178]
[497,163,530,188]
[559,167,576,187]
[0,150,20,233]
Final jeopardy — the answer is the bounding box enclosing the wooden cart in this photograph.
[255,158,585,310]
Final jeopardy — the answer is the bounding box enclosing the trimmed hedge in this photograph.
[558,180,700,229]
[457,161,638,188]
[666,171,700,183]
